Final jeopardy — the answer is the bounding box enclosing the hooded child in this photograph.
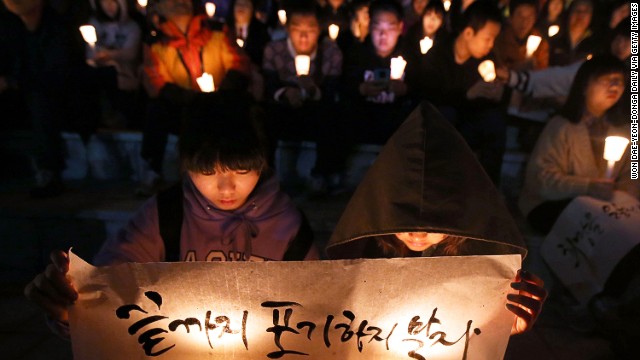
[326,101,547,335]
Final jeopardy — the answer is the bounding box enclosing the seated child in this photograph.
[24,92,319,337]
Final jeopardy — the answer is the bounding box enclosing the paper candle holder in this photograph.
[278,10,287,25]
[206,3,216,18]
[604,136,630,178]
[328,24,340,41]
[420,37,434,54]
[526,35,542,57]
[295,55,310,76]
[196,72,215,93]
[478,60,496,82]
[390,56,407,80]
[79,25,97,48]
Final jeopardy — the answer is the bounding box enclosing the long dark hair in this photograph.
[226,0,257,27]
[559,55,626,124]
[374,235,470,257]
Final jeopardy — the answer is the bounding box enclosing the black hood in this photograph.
[326,102,527,259]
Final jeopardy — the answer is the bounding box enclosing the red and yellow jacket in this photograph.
[144,15,250,97]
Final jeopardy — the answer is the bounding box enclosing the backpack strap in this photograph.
[157,182,184,262]
[282,210,315,261]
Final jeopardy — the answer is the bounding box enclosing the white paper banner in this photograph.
[68,253,520,359]
[541,191,640,305]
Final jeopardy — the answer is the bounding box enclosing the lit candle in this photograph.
[443,0,451,11]
[137,0,147,7]
[294,55,310,76]
[419,36,433,54]
[236,38,245,48]
[196,72,215,92]
[79,25,97,49]
[205,2,216,18]
[278,10,287,25]
[328,24,340,41]
[525,35,542,57]
[477,60,496,82]
[390,56,407,80]
[603,136,629,178]
[548,25,560,37]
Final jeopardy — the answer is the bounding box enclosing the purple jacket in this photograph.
[94,173,319,264]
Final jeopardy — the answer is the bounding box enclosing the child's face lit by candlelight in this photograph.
[370,11,403,58]
[422,11,443,37]
[287,14,320,55]
[100,0,120,19]
[395,232,447,251]
[189,168,260,211]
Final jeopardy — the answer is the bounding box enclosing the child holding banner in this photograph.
[326,101,547,335]
[25,92,319,337]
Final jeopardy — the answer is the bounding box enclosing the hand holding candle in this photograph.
[390,56,407,80]
[526,35,542,58]
[548,25,560,37]
[294,55,310,76]
[196,72,215,92]
[328,24,340,41]
[205,2,216,18]
[278,10,287,25]
[603,136,630,178]
[478,60,496,82]
[419,36,433,54]
[79,25,97,49]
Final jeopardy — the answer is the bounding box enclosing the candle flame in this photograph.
[526,35,542,57]
[478,60,496,82]
[328,24,340,40]
[443,0,451,11]
[79,25,97,45]
[196,72,215,92]
[419,36,433,54]
[205,2,216,18]
[236,38,245,47]
[390,56,407,80]
[604,136,629,162]
[278,10,287,25]
[548,25,560,37]
[294,55,310,76]
[137,0,148,7]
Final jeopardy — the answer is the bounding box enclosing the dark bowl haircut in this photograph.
[422,0,445,18]
[559,55,626,125]
[458,0,502,34]
[93,0,122,22]
[349,0,371,19]
[179,93,267,175]
[508,0,538,17]
[282,0,318,20]
[368,0,403,22]
[565,0,594,20]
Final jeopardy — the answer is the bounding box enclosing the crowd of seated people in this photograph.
[0,0,631,198]
[3,1,638,355]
